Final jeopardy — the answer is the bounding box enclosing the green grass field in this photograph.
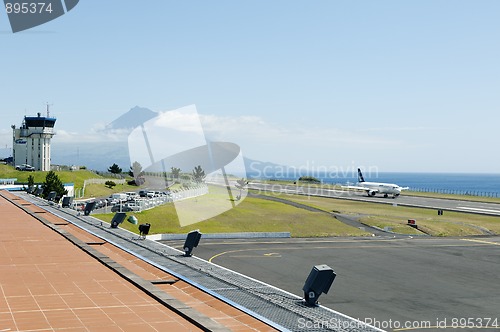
[93,186,370,237]
[274,192,500,236]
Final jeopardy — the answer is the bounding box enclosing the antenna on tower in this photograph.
[46,102,53,117]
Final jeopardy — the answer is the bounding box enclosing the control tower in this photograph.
[12,109,56,171]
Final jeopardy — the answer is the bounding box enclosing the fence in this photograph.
[74,178,128,199]
[84,184,209,213]
[84,178,127,186]
[129,185,209,212]
[409,187,499,198]
[170,185,209,201]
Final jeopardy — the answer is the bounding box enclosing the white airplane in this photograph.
[342,168,409,198]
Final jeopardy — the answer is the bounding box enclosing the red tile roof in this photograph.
[0,191,275,331]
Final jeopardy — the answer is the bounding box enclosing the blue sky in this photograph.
[1,1,499,173]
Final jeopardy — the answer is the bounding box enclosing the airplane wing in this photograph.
[341,185,378,192]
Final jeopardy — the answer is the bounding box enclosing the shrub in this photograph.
[298,176,321,183]
[105,180,116,189]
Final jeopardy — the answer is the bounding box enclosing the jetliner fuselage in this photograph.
[355,181,404,198]
[342,168,408,198]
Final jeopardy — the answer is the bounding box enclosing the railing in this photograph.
[170,185,209,200]
[409,187,499,198]
[84,178,127,185]
[81,184,209,213]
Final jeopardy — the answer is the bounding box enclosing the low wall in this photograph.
[147,232,291,241]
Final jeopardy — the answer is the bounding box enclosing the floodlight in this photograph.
[61,196,73,208]
[47,191,57,202]
[302,264,336,306]
[127,215,138,225]
[183,230,202,257]
[138,223,151,239]
[83,201,96,216]
[110,212,127,228]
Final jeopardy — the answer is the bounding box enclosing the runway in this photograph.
[162,236,500,332]
[247,182,500,217]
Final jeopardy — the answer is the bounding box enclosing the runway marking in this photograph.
[229,253,282,258]
[461,238,500,246]
[209,249,250,263]
[263,252,281,257]
[457,206,500,214]
[208,243,489,262]
[189,238,409,247]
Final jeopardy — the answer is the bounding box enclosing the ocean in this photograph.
[261,172,500,198]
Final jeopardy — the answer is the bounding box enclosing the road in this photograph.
[247,182,500,217]
[162,236,500,332]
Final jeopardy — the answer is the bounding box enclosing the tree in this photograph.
[42,171,67,199]
[108,163,123,174]
[129,161,143,177]
[105,180,116,189]
[128,161,145,185]
[27,174,35,191]
[171,167,181,180]
[192,165,206,183]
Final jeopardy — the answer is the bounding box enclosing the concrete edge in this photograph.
[147,232,291,241]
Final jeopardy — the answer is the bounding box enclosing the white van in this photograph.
[111,193,128,202]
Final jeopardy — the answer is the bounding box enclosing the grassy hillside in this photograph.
[0,164,100,187]
[0,164,135,198]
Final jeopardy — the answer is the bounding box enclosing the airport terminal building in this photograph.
[12,112,56,171]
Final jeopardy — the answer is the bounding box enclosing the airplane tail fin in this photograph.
[357,168,365,182]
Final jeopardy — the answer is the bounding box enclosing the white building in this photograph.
[12,112,56,171]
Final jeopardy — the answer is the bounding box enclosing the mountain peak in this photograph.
[106,106,158,130]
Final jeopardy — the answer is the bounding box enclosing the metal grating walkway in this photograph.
[17,192,385,332]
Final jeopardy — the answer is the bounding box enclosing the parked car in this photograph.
[125,203,141,211]
[111,204,133,212]
[111,193,128,202]
[126,192,138,199]
[15,164,35,171]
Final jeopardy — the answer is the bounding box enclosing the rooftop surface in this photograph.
[0,191,273,331]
